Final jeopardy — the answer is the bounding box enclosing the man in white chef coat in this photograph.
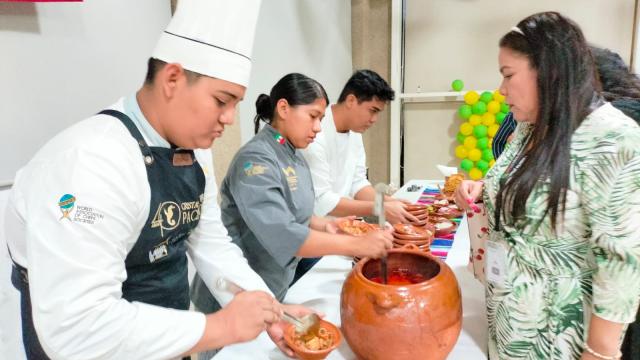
[301,70,417,224]
[3,1,308,359]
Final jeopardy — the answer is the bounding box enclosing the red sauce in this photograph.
[369,269,426,285]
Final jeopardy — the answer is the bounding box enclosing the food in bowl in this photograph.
[393,223,428,236]
[294,326,335,351]
[338,219,377,236]
[369,268,428,285]
[443,173,465,197]
[284,319,342,360]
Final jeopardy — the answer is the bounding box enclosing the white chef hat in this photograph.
[152,0,262,87]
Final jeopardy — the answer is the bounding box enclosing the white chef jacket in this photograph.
[301,106,371,216]
[3,97,272,360]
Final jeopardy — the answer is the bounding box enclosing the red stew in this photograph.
[369,269,426,285]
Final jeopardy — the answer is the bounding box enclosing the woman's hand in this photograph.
[325,216,356,234]
[454,180,484,212]
[351,228,394,259]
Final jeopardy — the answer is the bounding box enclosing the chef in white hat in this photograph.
[3,0,309,359]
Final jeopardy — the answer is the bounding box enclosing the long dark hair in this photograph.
[254,73,329,134]
[495,12,598,231]
[591,46,640,123]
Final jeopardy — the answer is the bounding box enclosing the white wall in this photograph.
[401,0,636,180]
[0,1,353,358]
[239,0,353,143]
[0,1,171,358]
[0,1,171,185]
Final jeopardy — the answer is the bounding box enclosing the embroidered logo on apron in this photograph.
[148,241,169,263]
[151,201,181,236]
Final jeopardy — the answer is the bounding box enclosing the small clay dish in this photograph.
[405,204,428,212]
[393,223,427,236]
[284,319,342,360]
[436,205,464,219]
[338,219,377,237]
[433,219,456,237]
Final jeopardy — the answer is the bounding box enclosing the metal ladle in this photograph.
[373,183,388,284]
[216,278,320,334]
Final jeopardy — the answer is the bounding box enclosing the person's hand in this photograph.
[219,291,282,343]
[352,228,393,258]
[454,180,484,213]
[383,200,419,224]
[266,304,323,358]
[326,215,356,234]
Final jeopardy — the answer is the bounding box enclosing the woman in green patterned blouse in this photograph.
[456,12,640,360]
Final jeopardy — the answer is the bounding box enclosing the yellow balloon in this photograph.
[464,91,480,105]
[464,136,477,150]
[455,145,468,159]
[487,100,501,114]
[460,122,473,136]
[469,167,483,180]
[488,141,493,149]
[493,90,505,103]
[482,113,496,126]
[489,159,496,167]
[469,114,482,126]
[488,123,500,137]
[468,148,482,161]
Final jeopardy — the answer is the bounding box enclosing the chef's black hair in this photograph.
[144,58,204,85]
[337,69,395,103]
[254,73,329,134]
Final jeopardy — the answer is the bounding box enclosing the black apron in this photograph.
[11,109,205,359]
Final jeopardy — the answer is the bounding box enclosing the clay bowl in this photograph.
[393,232,428,241]
[432,219,457,237]
[341,245,462,360]
[284,319,342,360]
[393,223,428,236]
[408,209,428,218]
[392,230,435,241]
[392,241,430,253]
[436,205,464,219]
[431,199,450,208]
[413,212,429,221]
[410,219,427,227]
[338,219,377,237]
[405,204,428,212]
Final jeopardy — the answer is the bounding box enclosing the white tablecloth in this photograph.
[216,180,488,359]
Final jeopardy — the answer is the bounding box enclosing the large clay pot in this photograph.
[340,247,462,360]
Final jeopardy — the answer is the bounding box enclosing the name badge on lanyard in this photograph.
[485,240,508,286]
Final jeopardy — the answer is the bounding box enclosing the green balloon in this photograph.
[473,124,488,139]
[477,137,489,150]
[500,103,510,113]
[476,159,489,171]
[496,112,507,124]
[472,101,487,115]
[456,132,466,144]
[480,91,493,103]
[452,79,464,91]
[482,168,488,177]
[458,104,472,119]
[460,159,474,171]
[482,149,494,162]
